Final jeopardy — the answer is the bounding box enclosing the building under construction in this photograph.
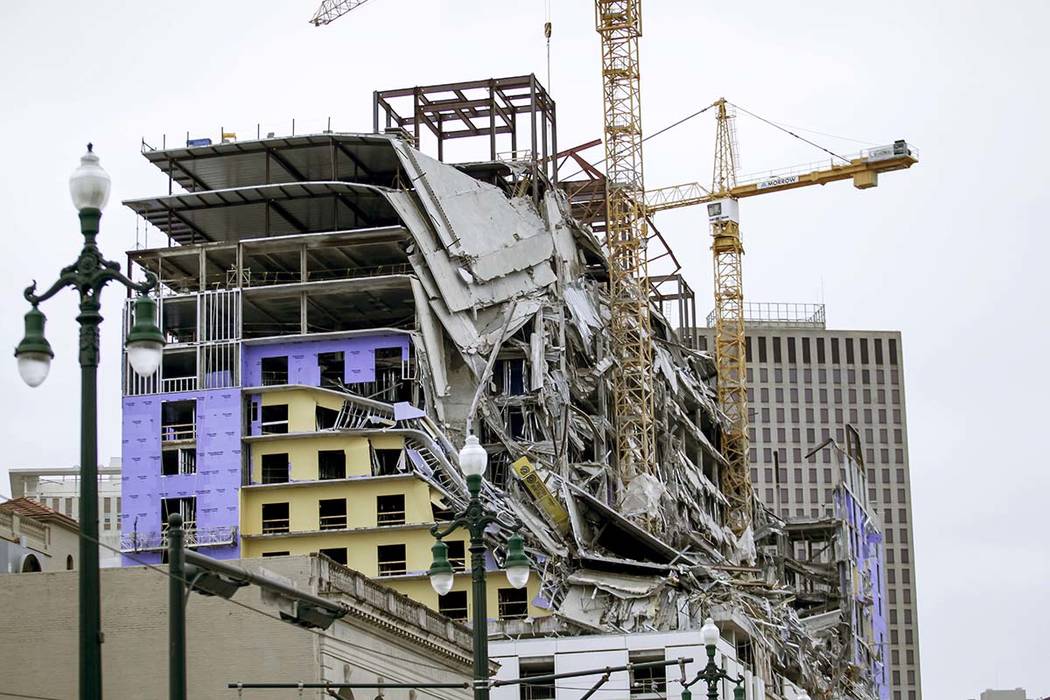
[118,76,890,699]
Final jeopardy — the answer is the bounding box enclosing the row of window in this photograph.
[749,366,901,387]
[755,465,909,487]
[754,405,903,429]
[259,447,405,484]
[736,336,900,366]
[748,385,902,406]
[751,447,907,468]
[751,425,905,448]
[260,495,408,533]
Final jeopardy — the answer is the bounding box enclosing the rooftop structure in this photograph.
[706,302,827,330]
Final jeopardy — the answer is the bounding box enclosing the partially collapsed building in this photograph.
[118,76,888,699]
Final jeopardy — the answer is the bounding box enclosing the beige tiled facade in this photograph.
[698,326,922,700]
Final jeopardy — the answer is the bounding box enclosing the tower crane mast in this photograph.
[312,0,659,485]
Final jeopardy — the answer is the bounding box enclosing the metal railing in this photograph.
[161,423,196,442]
[377,558,407,577]
[319,514,347,531]
[161,376,198,393]
[120,524,238,552]
[706,301,826,329]
[376,509,406,526]
[261,518,290,535]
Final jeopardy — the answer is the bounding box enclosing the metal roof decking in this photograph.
[124,181,401,245]
[141,133,402,192]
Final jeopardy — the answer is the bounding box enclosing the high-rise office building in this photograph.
[698,302,922,700]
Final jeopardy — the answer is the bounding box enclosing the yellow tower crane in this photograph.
[646,99,919,539]
[311,0,658,484]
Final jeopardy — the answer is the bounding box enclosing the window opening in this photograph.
[438,591,468,622]
[318,352,345,387]
[497,587,529,620]
[319,499,348,530]
[372,447,404,476]
[446,540,466,571]
[319,547,348,566]
[161,497,197,535]
[261,453,289,484]
[519,657,556,700]
[261,356,289,385]
[377,494,406,526]
[316,405,339,430]
[377,544,407,576]
[261,503,290,534]
[260,404,289,434]
[318,450,346,480]
[161,399,196,442]
[162,447,197,476]
[262,551,290,557]
[494,358,527,396]
[629,655,667,698]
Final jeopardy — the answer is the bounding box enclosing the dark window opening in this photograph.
[846,338,855,364]
[519,658,556,700]
[261,453,289,484]
[162,496,197,533]
[745,336,752,363]
[772,337,782,363]
[494,358,527,396]
[319,499,347,530]
[374,347,410,403]
[162,447,196,476]
[630,656,667,698]
[261,356,288,386]
[736,639,754,670]
[318,352,345,387]
[316,405,339,430]
[497,587,529,620]
[802,337,811,363]
[860,338,870,364]
[439,591,468,622]
[260,404,289,434]
[787,337,797,363]
[831,338,841,364]
[507,406,527,439]
[446,540,466,572]
[889,338,899,365]
[874,338,884,365]
[262,551,290,557]
[377,544,406,576]
[377,494,406,526]
[66,554,74,570]
[817,338,826,363]
[261,502,290,534]
[161,399,196,442]
[319,547,348,566]
[372,447,404,476]
[758,337,768,363]
[318,450,346,480]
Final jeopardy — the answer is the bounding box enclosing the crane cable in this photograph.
[727,100,851,164]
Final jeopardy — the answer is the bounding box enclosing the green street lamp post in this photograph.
[15,145,164,699]
[681,618,748,700]
[428,434,531,700]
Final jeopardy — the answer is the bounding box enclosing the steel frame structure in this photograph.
[373,76,557,202]
[595,0,656,482]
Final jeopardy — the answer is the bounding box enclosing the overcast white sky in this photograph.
[1,1,1047,698]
